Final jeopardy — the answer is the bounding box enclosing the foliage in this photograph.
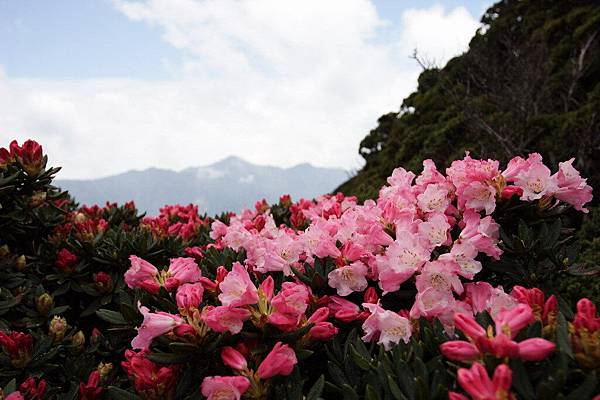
[1,140,599,399]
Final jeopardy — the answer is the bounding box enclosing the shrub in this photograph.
[0,140,598,399]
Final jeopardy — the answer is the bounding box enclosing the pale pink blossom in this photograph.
[417,213,451,249]
[328,261,369,296]
[514,160,558,201]
[218,262,258,307]
[131,304,183,350]
[459,210,502,259]
[201,376,250,400]
[361,303,411,350]
[377,236,430,293]
[439,240,482,279]
[417,184,451,213]
[552,158,593,212]
[125,256,158,289]
[201,306,250,334]
[461,181,497,215]
[415,260,463,295]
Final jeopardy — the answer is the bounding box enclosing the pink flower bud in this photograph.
[257,342,298,379]
[307,307,329,324]
[363,287,379,304]
[216,266,228,283]
[495,304,534,338]
[517,338,555,361]
[221,346,247,370]
[176,283,204,310]
[448,393,469,400]
[440,341,480,361]
[309,322,338,340]
[139,279,161,294]
[199,277,218,291]
[454,313,486,339]
[173,324,196,338]
[259,276,274,300]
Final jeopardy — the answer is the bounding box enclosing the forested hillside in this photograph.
[338,0,600,201]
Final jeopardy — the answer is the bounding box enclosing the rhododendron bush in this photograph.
[0,139,599,400]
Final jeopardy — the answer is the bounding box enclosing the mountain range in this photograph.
[56,156,348,216]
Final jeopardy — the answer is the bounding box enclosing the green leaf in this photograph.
[387,374,407,400]
[146,351,192,364]
[509,360,535,400]
[350,344,373,371]
[365,384,381,400]
[96,309,128,325]
[306,375,325,400]
[555,312,573,358]
[565,373,597,400]
[328,361,348,387]
[107,386,140,400]
[2,378,16,394]
[341,384,360,400]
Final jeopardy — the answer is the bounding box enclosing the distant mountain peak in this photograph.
[56,158,347,215]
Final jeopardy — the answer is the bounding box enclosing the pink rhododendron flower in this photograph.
[328,261,369,296]
[417,213,451,249]
[439,241,482,279]
[257,342,298,379]
[218,262,259,307]
[201,376,250,400]
[552,158,593,212]
[410,287,455,320]
[5,392,24,400]
[210,220,229,240]
[439,341,480,362]
[377,235,430,293]
[131,304,183,350]
[417,183,451,213]
[309,322,339,340]
[463,282,494,313]
[442,306,554,362]
[125,256,158,290]
[301,222,341,259]
[494,304,535,339]
[176,283,204,310]
[461,181,497,215]
[362,303,412,350]
[459,210,502,259]
[415,260,463,295]
[268,282,309,329]
[201,306,251,335]
[165,257,201,290]
[514,158,558,201]
[511,285,557,324]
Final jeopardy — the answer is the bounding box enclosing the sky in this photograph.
[0,0,490,179]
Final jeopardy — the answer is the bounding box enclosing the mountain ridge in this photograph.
[57,157,348,215]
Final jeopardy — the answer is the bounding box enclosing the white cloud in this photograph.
[398,5,480,66]
[0,2,479,179]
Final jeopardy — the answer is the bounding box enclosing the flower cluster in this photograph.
[1,139,597,400]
